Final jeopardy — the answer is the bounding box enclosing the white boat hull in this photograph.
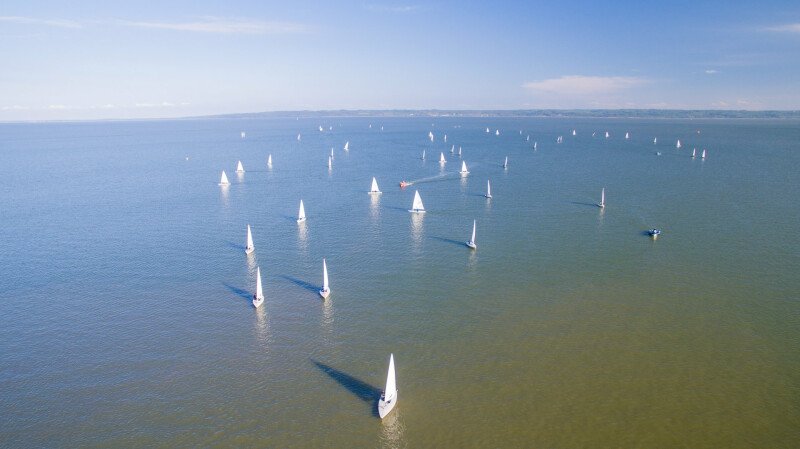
[466,241,476,249]
[319,288,330,299]
[245,247,254,255]
[485,194,492,199]
[252,297,263,308]
[297,217,306,223]
[378,394,397,419]
[369,191,382,195]
[408,209,426,213]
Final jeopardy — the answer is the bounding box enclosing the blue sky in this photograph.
[1,0,799,120]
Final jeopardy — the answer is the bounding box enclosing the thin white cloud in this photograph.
[0,16,82,29]
[766,23,800,33]
[705,69,718,74]
[522,75,648,95]
[365,4,420,13]
[120,16,307,34]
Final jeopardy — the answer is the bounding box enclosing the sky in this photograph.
[1,0,800,120]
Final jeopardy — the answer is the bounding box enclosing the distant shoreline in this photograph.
[3,108,800,124]
[210,109,800,120]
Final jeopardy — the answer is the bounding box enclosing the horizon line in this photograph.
[2,107,800,124]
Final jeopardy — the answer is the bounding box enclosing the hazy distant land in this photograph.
[208,109,800,120]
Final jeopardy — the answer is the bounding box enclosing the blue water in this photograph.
[1,117,799,447]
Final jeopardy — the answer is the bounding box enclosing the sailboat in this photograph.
[330,148,334,159]
[465,220,477,249]
[319,125,324,132]
[676,139,682,149]
[241,131,246,139]
[245,224,255,254]
[605,131,610,138]
[428,131,434,142]
[328,156,332,169]
[369,177,382,194]
[297,133,302,141]
[458,147,462,156]
[691,148,696,158]
[236,160,245,173]
[503,156,508,169]
[526,135,530,141]
[409,190,425,213]
[444,134,447,143]
[459,161,469,175]
[319,258,330,299]
[701,149,707,160]
[267,154,273,168]
[485,180,492,199]
[297,200,306,223]
[344,141,349,151]
[572,129,577,136]
[486,127,490,133]
[252,266,264,308]
[219,170,230,185]
[598,188,605,208]
[450,145,455,154]
[533,142,537,150]
[378,354,398,419]
[439,152,446,164]
[421,150,426,160]
[625,132,630,139]
[653,137,657,144]
[495,129,500,136]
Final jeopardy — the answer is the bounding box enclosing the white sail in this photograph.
[378,354,397,419]
[328,156,332,169]
[319,258,330,299]
[267,154,273,168]
[458,146,462,156]
[701,149,706,159]
[466,220,476,248]
[625,132,630,139]
[692,148,696,158]
[439,152,446,164]
[486,179,492,198]
[533,142,537,150]
[219,170,230,185]
[331,148,334,158]
[421,150,426,160]
[428,131,434,142]
[653,137,657,144]
[236,160,245,173]
[370,177,382,194]
[344,141,349,151]
[503,156,508,168]
[297,200,306,222]
[319,125,323,132]
[253,266,264,307]
[460,161,469,174]
[495,129,500,135]
[444,134,447,143]
[245,225,255,254]
[599,188,605,208]
[676,139,682,148]
[450,144,455,154]
[241,131,246,139]
[605,131,610,138]
[572,129,576,136]
[297,133,301,141]
[486,127,490,133]
[409,190,425,213]
[526,135,530,141]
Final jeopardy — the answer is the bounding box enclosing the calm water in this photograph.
[1,117,799,447]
